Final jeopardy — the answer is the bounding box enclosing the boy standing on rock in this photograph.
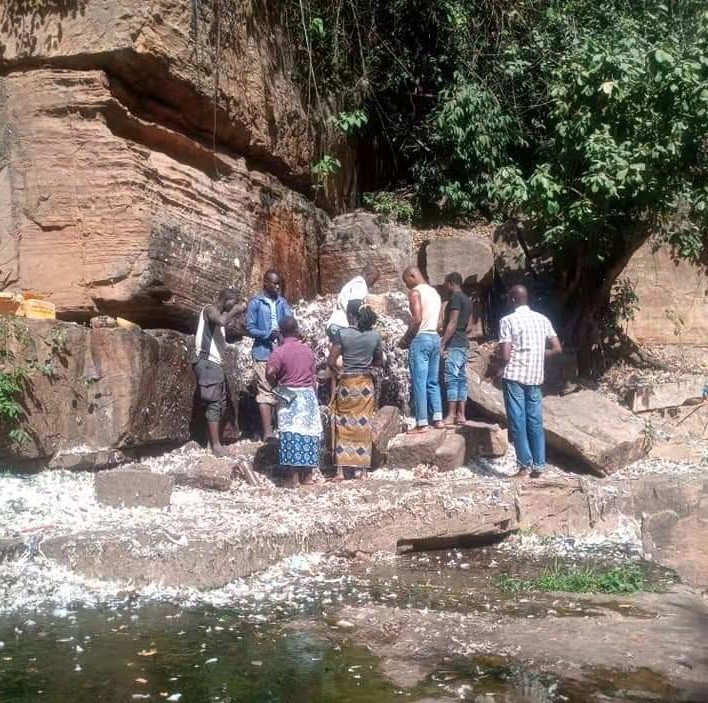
[498,284,562,478]
[246,270,293,441]
[194,288,245,456]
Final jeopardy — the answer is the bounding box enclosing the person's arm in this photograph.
[399,289,422,349]
[441,297,461,350]
[265,350,281,387]
[544,318,562,359]
[498,317,512,364]
[246,299,270,339]
[281,298,293,319]
[327,343,342,371]
[545,336,562,359]
[372,337,384,368]
[205,301,246,327]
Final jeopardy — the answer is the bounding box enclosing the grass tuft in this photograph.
[497,562,647,594]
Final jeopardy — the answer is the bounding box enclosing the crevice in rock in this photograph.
[0,49,314,196]
[397,529,515,555]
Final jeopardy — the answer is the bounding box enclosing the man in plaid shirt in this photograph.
[499,285,562,478]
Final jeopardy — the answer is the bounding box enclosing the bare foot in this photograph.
[301,471,315,486]
[455,415,466,425]
[407,426,429,434]
[443,416,457,427]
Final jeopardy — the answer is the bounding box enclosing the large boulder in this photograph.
[623,241,708,346]
[319,212,414,294]
[0,69,324,329]
[467,371,648,476]
[0,319,243,467]
[424,234,494,288]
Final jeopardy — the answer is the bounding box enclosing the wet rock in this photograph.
[467,372,647,475]
[434,433,466,472]
[424,234,494,288]
[628,376,705,412]
[387,430,446,469]
[454,421,508,459]
[371,406,404,468]
[169,456,233,491]
[319,212,414,294]
[94,469,174,508]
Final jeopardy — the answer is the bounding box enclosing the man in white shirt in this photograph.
[498,285,562,478]
[326,265,380,343]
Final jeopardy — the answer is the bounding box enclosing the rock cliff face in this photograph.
[0,0,325,328]
[624,241,708,347]
[0,318,244,468]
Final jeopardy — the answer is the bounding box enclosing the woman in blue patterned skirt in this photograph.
[266,317,322,488]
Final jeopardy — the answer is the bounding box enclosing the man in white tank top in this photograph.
[399,267,444,432]
[193,288,245,455]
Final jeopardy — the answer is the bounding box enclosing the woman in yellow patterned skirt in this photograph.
[327,301,383,480]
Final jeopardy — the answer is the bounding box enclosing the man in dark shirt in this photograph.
[441,272,472,425]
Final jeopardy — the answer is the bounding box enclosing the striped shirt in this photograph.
[499,305,557,386]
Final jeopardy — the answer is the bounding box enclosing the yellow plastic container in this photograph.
[22,299,56,320]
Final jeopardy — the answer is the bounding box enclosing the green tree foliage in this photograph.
[285,0,707,360]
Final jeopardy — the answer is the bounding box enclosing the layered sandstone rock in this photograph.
[0,319,242,466]
[0,1,329,328]
[624,241,708,346]
[0,0,314,182]
[319,212,414,294]
[0,69,324,328]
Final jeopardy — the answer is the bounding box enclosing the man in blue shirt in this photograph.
[246,270,293,440]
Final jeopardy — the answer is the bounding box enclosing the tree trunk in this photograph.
[557,225,656,377]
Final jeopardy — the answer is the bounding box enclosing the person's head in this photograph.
[402,266,424,290]
[444,272,463,296]
[362,264,380,288]
[279,316,299,339]
[217,288,239,313]
[263,270,281,299]
[346,299,379,332]
[508,284,529,308]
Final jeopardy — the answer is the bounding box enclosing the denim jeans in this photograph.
[444,347,469,402]
[409,334,443,427]
[502,379,546,471]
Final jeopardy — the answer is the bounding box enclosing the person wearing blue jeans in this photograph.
[409,333,444,427]
[498,284,562,478]
[399,267,444,432]
[502,380,545,469]
[440,272,472,425]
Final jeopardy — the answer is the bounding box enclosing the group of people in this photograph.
[193,263,561,487]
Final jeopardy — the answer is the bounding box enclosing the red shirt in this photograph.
[266,337,316,388]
